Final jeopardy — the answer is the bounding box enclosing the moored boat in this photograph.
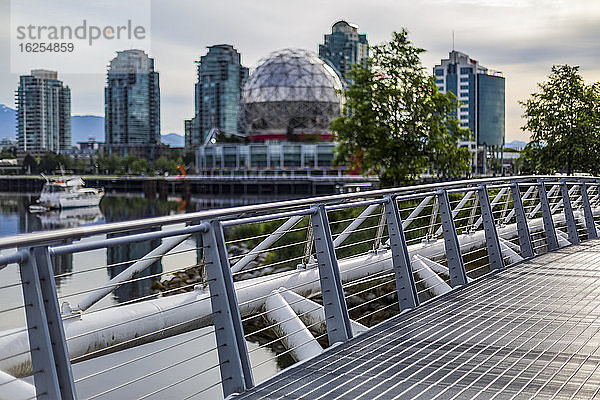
[31,176,104,210]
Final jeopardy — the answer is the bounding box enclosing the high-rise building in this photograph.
[318,20,368,81]
[16,69,71,156]
[105,49,160,160]
[433,50,505,172]
[185,45,248,150]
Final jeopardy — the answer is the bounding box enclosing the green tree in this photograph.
[0,151,16,159]
[520,65,600,175]
[98,154,121,174]
[515,141,550,175]
[131,158,149,175]
[38,153,58,173]
[55,154,73,172]
[70,157,89,174]
[22,154,38,174]
[120,155,139,174]
[330,29,471,187]
[153,156,179,175]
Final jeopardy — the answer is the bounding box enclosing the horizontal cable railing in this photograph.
[0,175,599,399]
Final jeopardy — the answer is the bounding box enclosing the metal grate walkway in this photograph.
[235,240,600,399]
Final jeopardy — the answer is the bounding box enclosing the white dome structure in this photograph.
[240,49,344,140]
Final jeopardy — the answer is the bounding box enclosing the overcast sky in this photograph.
[1,0,599,142]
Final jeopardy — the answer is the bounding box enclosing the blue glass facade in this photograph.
[186,45,248,150]
[434,51,505,173]
[477,74,505,147]
[105,50,161,160]
[434,50,504,147]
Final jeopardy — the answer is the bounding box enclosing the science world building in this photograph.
[196,49,344,174]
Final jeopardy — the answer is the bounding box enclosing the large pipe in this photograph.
[411,256,451,296]
[498,238,524,264]
[264,289,323,361]
[0,210,581,377]
[278,288,368,335]
[0,370,35,400]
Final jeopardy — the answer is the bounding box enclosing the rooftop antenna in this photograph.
[452,30,455,51]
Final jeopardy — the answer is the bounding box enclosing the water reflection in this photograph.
[51,252,73,289]
[100,195,181,221]
[107,231,162,304]
[38,206,103,229]
[1,192,302,304]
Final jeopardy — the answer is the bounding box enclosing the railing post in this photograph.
[201,221,253,397]
[538,179,559,251]
[477,185,504,271]
[19,246,77,400]
[510,181,534,258]
[437,189,468,287]
[560,180,580,245]
[311,204,353,344]
[383,196,419,311]
[579,180,597,239]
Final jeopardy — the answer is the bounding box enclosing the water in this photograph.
[0,192,293,399]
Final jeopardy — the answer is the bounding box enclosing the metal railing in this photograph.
[0,175,599,399]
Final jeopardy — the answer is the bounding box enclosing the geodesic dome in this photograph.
[240,49,344,140]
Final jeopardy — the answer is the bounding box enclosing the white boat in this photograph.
[33,176,104,209]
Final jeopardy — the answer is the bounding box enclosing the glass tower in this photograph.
[434,51,505,172]
[318,20,368,82]
[16,69,71,155]
[185,45,248,150]
[105,50,160,160]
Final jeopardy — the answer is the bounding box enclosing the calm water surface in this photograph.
[0,192,297,399]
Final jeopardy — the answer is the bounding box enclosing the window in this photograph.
[460,107,469,112]
[435,79,443,84]
[434,69,444,76]
[460,77,469,82]
[460,85,469,91]
[460,67,472,74]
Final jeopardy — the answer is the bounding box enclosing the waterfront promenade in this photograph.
[0,173,377,196]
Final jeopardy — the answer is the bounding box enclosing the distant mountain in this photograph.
[0,105,105,143]
[0,105,184,147]
[161,133,184,147]
[0,104,16,140]
[71,115,104,143]
[505,140,528,150]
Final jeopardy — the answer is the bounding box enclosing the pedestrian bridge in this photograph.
[236,241,600,399]
[0,175,599,399]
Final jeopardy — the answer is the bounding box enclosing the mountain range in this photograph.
[1,103,524,151]
[0,104,184,147]
[505,140,528,150]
